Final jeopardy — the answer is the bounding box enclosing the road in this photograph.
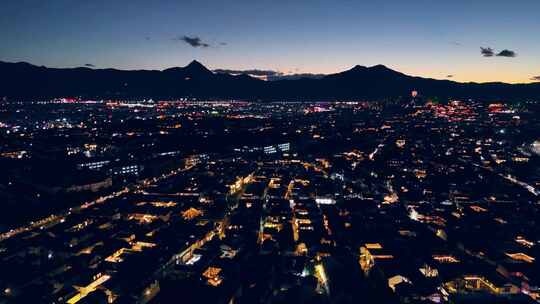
[0,159,197,242]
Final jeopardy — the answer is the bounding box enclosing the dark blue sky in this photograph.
[1,0,539,83]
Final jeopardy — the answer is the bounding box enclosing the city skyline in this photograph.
[1,0,540,83]
[1,1,540,303]
[1,99,539,304]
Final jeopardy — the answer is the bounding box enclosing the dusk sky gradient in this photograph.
[1,0,539,83]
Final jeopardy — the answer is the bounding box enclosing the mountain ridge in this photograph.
[0,60,539,101]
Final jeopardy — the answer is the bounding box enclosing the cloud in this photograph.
[214,69,283,77]
[84,63,95,67]
[531,75,540,81]
[174,35,210,48]
[480,47,494,57]
[213,69,327,81]
[268,73,326,81]
[496,49,517,57]
[481,47,517,58]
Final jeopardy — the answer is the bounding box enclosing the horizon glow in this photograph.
[1,0,539,84]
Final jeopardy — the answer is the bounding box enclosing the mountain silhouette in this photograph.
[1,60,539,101]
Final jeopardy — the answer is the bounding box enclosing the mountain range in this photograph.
[1,60,539,101]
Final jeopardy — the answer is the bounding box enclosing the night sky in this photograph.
[1,0,539,83]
